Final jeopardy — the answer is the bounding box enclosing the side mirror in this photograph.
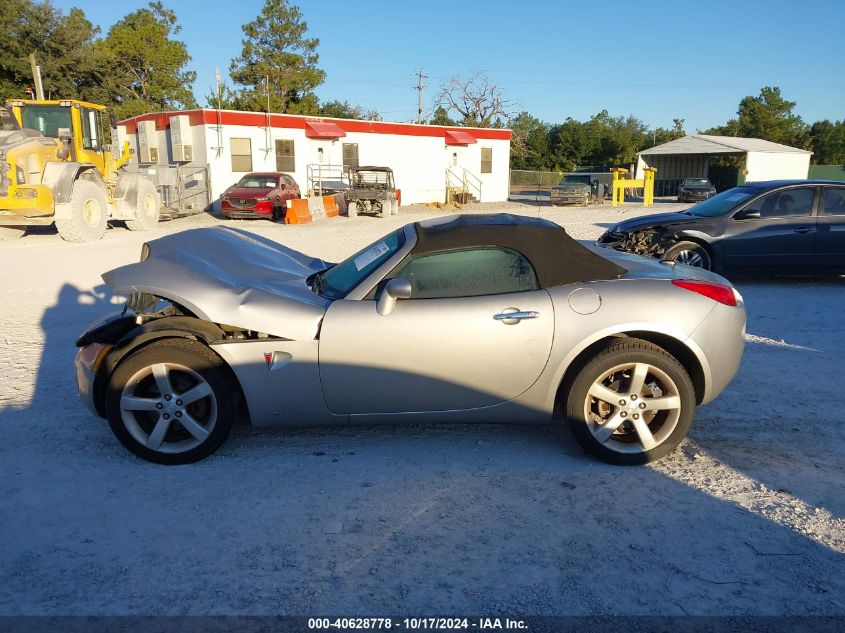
[737,209,761,220]
[377,278,412,316]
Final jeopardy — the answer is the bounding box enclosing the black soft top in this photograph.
[412,214,626,288]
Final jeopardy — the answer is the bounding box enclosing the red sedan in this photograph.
[221,172,301,222]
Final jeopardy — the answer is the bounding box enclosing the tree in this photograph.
[705,86,809,148]
[429,106,456,126]
[204,80,242,110]
[809,119,845,164]
[319,100,381,121]
[435,71,510,128]
[95,2,196,118]
[508,111,549,170]
[0,1,102,101]
[230,0,324,114]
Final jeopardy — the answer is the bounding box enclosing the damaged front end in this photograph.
[599,226,672,258]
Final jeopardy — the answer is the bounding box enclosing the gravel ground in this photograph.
[1,198,843,616]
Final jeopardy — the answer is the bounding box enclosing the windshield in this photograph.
[687,186,758,217]
[562,175,590,184]
[236,175,278,188]
[317,228,406,299]
[20,105,72,138]
[682,178,711,187]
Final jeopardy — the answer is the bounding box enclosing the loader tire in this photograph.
[55,179,109,243]
[0,226,27,240]
[125,178,161,231]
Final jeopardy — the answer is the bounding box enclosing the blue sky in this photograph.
[53,0,845,131]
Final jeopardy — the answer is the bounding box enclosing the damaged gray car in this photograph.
[598,180,845,274]
[76,214,746,466]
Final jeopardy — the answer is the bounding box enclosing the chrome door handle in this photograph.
[494,310,540,324]
[794,227,813,234]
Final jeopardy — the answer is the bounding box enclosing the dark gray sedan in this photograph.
[599,180,845,274]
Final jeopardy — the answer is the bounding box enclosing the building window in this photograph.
[230,137,252,172]
[480,147,493,174]
[275,139,295,172]
[342,143,359,169]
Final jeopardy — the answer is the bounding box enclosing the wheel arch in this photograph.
[670,232,716,260]
[42,162,104,208]
[554,330,707,409]
[91,317,246,419]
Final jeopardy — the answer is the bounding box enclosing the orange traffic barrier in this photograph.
[323,195,339,217]
[285,198,312,224]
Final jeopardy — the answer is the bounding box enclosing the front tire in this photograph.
[563,338,695,465]
[55,179,109,242]
[104,339,236,465]
[125,178,161,231]
[662,241,712,270]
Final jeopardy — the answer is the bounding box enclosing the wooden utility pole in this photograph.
[414,70,428,124]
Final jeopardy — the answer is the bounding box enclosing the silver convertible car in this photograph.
[75,214,746,466]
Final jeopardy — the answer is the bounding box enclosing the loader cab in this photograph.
[8,100,112,174]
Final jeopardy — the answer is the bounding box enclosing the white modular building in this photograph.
[636,134,812,196]
[116,109,512,209]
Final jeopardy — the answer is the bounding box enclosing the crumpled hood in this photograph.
[614,211,694,233]
[102,227,332,340]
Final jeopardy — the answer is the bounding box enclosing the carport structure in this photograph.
[636,134,811,196]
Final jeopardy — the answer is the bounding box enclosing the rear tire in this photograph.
[125,178,161,231]
[0,226,27,240]
[55,179,108,242]
[663,241,712,270]
[104,339,236,465]
[562,338,695,465]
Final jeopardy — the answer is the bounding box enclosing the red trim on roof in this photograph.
[304,121,346,139]
[445,130,477,145]
[118,109,512,140]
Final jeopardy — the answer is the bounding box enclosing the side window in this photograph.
[230,138,253,172]
[742,187,814,218]
[275,139,295,172]
[480,147,493,174]
[81,108,100,150]
[821,187,845,216]
[391,247,539,299]
[342,143,359,169]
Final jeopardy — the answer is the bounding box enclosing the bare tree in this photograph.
[435,71,510,128]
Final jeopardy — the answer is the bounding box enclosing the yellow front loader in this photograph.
[0,99,160,242]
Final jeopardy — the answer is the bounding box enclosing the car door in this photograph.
[318,247,554,415]
[815,186,845,270]
[723,186,817,271]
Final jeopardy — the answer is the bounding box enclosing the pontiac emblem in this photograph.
[264,352,272,367]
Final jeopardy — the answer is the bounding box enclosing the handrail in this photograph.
[307,163,349,196]
[463,169,482,200]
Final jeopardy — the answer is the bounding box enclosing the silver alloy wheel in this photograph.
[119,362,217,454]
[673,249,704,267]
[583,362,682,454]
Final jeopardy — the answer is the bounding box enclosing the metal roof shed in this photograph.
[636,134,812,196]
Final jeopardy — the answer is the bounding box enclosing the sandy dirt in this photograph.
[1,199,843,615]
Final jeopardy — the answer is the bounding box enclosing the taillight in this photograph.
[671,279,738,306]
